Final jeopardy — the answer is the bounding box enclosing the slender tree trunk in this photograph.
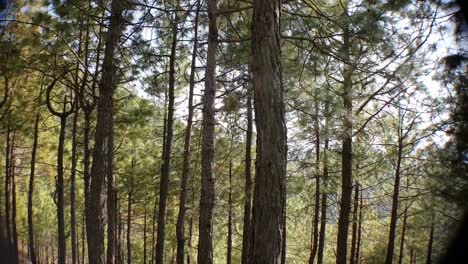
[56,112,69,264]
[355,184,363,264]
[227,160,233,264]
[398,206,408,264]
[155,4,179,262]
[127,188,132,264]
[384,118,404,264]
[11,135,19,262]
[151,197,157,264]
[409,247,414,264]
[426,215,435,264]
[144,194,148,264]
[317,96,330,264]
[175,2,200,263]
[241,90,253,264]
[71,104,79,264]
[107,186,118,264]
[28,113,39,264]
[336,25,353,264]
[4,119,12,249]
[250,0,287,263]
[309,94,321,264]
[350,183,359,264]
[82,211,86,264]
[197,0,218,262]
[88,0,124,262]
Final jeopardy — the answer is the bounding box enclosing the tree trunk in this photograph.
[241,90,253,264]
[384,116,404,264]
[155,4,179,263]
[88,0,124,262]
[409,247,414,264]
[350,183,359,264]
[197,0,218,262]
[4,118,12,250]
[317,95,330,264]
[175,2,200,263]
[250,0,287,263]
[355,184,363,264]
[71,104,79,264]
[11,134,19,262]
[309,94,320,264]
[397,206,408,264]
[127,188,132,264]
[426,215,434,264]
[144,194,148,264]
[54,110,70,264]
[151,197,157,264]
[227,160,233,264]
[28,113,39,264]
[336,25,353,264]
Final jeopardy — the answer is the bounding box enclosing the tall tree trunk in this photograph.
[384,116,404,264]
[336,24,353,264]
[71,104,79,264]
[197,0,218,262]
[45,85,74,264]
[107,185,118,264]
[409,247,414,264]
[82,211,86,264]
[317,95,330,264]
[250,0,287,263]
[426,214,434,264]
[28,113,40,264]
[87,0,124,262]
[175,1,200,263]
[309,93,320,264]
[57,115,68,264]
[355,184,363,264]
[397,206,408,264]
[11,134,18,262]
[350,183,359,264]
[4,118,12,249]
[155,4,179,263]
[127,188,132,264]
[227,160,233,264]
[241,90,253,264]
[151,197,157,264]
[144,194,148,264]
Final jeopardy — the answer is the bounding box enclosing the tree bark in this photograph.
[155,4,179,263]
[175,2,200,263]
[197,0,218,262]
[227,160,233,264]
[336,25,353,264]
[350,183,359,264]
[144,194,148,264]
[397,206,408,264]
[241,90,253,264]
[46,84,74,264]
[355,184,363,264]
[4,118,12,250]
[384,115,404,264]
[28,112,40,264]
[309,93,320,264]
[87,0,124,262]
[71,103,79,264]
[11,134,18,262]
[317,94,330,264]
[250,0,287,263]
[426,214,434,264]
[127,187,132,264]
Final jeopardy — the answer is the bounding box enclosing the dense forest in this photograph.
[0,0,467,263]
